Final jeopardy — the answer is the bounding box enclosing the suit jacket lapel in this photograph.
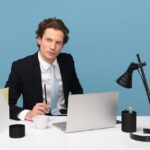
[31,52,43,100]
[57,54,67,95]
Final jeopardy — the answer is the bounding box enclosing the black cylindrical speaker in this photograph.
[9,124,25,138]
[121,110,136,132]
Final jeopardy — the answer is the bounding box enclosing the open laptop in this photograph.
[53,91,119,133]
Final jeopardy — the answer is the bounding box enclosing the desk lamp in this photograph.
[116,54,150,142]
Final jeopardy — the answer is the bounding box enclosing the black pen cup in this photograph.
[9,124,25,138]
[121,110,136,132]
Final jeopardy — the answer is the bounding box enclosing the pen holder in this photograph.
[9,124,25,138]
[121,110,136,132]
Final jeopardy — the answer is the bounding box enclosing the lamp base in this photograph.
[130,128,150,142]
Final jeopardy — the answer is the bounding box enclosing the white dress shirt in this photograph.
[18,52,66,120]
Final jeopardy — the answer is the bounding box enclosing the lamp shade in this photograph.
[116,63,139,88]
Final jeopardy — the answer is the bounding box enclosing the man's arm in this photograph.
[69,54,83,94]
[5,61,24,120]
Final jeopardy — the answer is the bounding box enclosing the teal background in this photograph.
[0,0,150,115]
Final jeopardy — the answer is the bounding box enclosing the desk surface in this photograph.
[0,116,150,150]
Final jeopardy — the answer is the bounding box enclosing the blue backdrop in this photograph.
[0,0,150,115]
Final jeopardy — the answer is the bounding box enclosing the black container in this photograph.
[9,124,25,138]
[121,110,136,132]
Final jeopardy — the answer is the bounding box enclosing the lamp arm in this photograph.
[137,69,150,102]
[136,54,150,104]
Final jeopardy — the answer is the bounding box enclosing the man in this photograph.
[5,17,83,121]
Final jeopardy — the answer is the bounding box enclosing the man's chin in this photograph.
[46,56,56,62]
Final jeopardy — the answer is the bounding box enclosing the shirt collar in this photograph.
[38,52,58,70]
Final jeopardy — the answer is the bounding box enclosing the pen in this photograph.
[44,84,47,104]
[128,106,132,114]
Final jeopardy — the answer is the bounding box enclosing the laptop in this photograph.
[0,88,9,133]
[53,91,119,133]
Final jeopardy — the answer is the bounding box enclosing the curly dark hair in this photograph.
[36,17,69,47]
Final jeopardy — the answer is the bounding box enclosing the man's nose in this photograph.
[50,42,56,50]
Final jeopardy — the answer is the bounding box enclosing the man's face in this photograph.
[38,28,64,63]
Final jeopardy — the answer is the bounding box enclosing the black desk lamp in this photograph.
[116,54,150,142]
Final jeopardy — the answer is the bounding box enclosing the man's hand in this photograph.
[25,103,49,121]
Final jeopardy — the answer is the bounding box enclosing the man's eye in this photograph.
[47,39,51,42]
[56,41,63,45]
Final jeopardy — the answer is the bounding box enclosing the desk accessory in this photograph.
[44,84,47,104]
[53,92,118,133]
[121,106,136,132]
[32,115,49,129]
[9,124,25,138]
[116,54,150,142]
[44,84,51,115]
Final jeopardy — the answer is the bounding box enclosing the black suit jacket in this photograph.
[5,52,83,120]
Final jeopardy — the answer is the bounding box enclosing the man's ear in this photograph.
[37,37,41,46]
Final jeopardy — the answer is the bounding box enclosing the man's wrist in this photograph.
[25,111,33,121]
[17,109,30,120]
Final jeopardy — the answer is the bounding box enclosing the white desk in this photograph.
[0,116,150,150]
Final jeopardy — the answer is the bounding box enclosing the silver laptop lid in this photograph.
[66,92,119,132]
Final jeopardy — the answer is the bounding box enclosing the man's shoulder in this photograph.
[13,52,38,65]
[57,53,74,66]
[58,52,73,60]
